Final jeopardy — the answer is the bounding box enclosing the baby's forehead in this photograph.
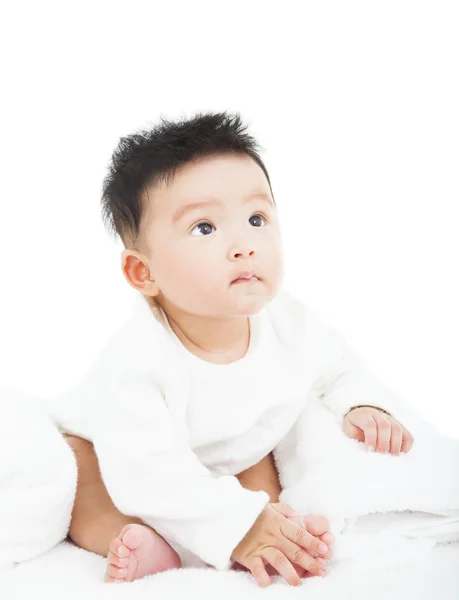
[165,155,267,195]
[142,156,271,220]
[148,185,271,214]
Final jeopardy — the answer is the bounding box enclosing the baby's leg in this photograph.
[64,435,181,582]
[235,451,282,502]
[64,435,143,555]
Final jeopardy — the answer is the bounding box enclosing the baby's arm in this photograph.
[92,371,272,572]
[308,307,404,424]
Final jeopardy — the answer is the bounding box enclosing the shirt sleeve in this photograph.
[91,367,270,571]
[308,309,404,424]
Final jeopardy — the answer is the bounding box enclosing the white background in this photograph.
[0,1,458,439]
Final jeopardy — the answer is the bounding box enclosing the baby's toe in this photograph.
[104,573,122,584]
[318,533,334,559]
[121,524,145,551]
[319,532,335,548]
[105,563,128,582]
[321,532,334,547]
[304,514,329,536]
[109,536,129,559]
[107,550,129,568]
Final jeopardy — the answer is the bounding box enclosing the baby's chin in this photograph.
[228,293,272,316]
[149,286,275,318]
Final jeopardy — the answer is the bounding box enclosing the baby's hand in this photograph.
[343,406,414,455]
[280,506,334,579]
[231,503,330,587]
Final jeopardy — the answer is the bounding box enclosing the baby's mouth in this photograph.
[232,275,259,284]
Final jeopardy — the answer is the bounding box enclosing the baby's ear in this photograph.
[121,249,157,295]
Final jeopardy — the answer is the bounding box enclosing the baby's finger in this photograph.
[389,420,403,455]
[281,518,329,557]
[261,547,303,587]
[373,413,392,453]
[286,514,333,559]
[293,564,308,578]
[273,534,326,577]
[248,556,272,588]
[361,416,378,451]
[401,426,415,453]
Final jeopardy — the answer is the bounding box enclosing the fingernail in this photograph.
[368,445,375,452]
[319,543,328,553]
[320,569,327,577]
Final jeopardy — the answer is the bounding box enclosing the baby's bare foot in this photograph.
[104,523,182,583]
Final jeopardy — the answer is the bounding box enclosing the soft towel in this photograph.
[0,387,76,572]
[276,393,459,571]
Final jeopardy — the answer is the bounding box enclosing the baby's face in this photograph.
[137,153,284,318]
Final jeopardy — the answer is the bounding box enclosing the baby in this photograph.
[58,111,414,588]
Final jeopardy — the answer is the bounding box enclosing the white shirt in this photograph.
[49,289,403,571]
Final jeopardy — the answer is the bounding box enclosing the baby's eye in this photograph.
[249,214,267,227]
[190,214,267,237]
[191,221,215,236]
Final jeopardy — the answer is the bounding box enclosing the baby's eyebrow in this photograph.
[172,199,221,223]
[172,193,272,223]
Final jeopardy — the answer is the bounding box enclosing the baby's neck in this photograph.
[145,295,252,364]
[167,315,251,365]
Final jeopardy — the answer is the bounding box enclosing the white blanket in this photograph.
[276,395,459,571]
[0,387,76,571]
[2,390,459,598]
